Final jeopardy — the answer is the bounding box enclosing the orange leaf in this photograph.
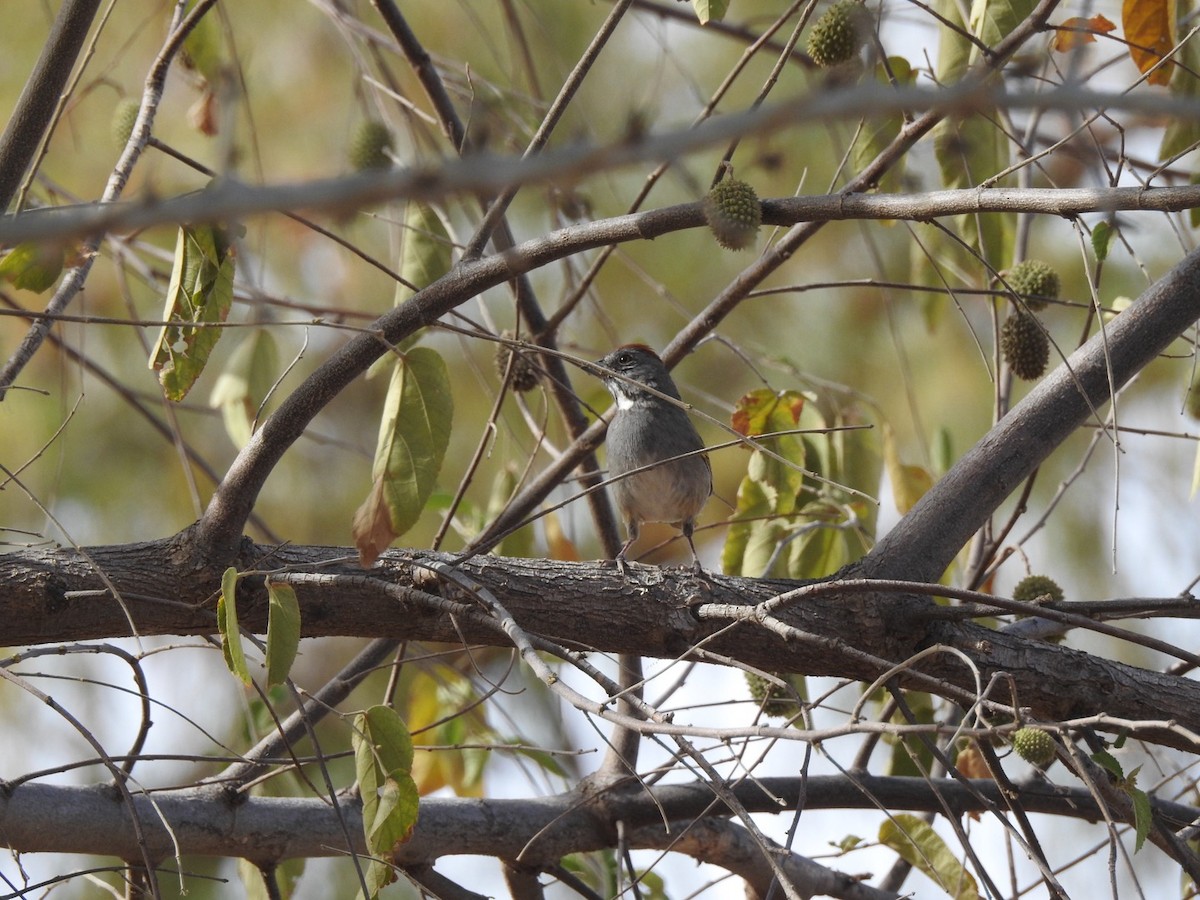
[1051,15,1116,52]
[543,510,581,561]
[955,744,992,780]
[1123,0,1176,85]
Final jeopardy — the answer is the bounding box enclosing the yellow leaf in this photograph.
[882,425,933,514]
[1123,0,1175,85]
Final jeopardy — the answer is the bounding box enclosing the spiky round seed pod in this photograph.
[806,0,867,68]
[1012,726,1057,767]
[745,671,794,719]
[112,98,141,149]
[350,119,393,171]
[703,178,761,251]
[494,333,540,393]
[1013,574,1064,605]
[1007,260,1061,311]
[1001,312,1049,381]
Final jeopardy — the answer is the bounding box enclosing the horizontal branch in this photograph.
[2,775,1190,864]
[5,540,1200,750]
[3,84,1200,247]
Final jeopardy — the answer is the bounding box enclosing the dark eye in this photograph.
[617,351,634,367]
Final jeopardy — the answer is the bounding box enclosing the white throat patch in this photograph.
[614,391,637,410]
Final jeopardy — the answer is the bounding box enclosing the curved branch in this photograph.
[862,244,1200,582]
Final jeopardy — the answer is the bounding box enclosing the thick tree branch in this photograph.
[2,776,1191,866]
[5,542,1200,750]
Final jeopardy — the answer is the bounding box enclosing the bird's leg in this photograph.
[682,520,704,574]
[615,521,639,576]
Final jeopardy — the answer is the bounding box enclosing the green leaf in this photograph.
[149,224,237,401]
[181,2,224,82]
[850,58,916,192]
[264,581,300,689]
[1130,785,1152,853]
[218,566,251,685]
[935,0,972,82]
[967,0,1037,63]
[882,692,936,777]
[0,241,65,293]
[397,203,451,303]
[1091,221,1115,261]
[692,0,730,24]
[366,203,453,381]
[353,347,454,566]
[1091,748,1124,778]
[1161,25,1200,162]
[931,0,1027,269]
[933,114,1014,269]
[238,858,304,900]
[353,705,419,898]
[209,328,279,448]
[879,814,980,900]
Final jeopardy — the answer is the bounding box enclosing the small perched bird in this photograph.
[596,344,712,571]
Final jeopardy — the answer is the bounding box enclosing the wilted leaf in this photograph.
[731,388,805,437]
[188,87,218,136]
[265,581,300,688]
[880,814,980,900]
[209,328,278,448]
[149,224,237,401]
[1124,0,1175,85]
[723,390,808,577]
[353,705,419,897]
[217,566,251,685]
[353,347,454,566]
[0,242,65,293]
[1052,15,1116,51]
[955,743,992,779]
